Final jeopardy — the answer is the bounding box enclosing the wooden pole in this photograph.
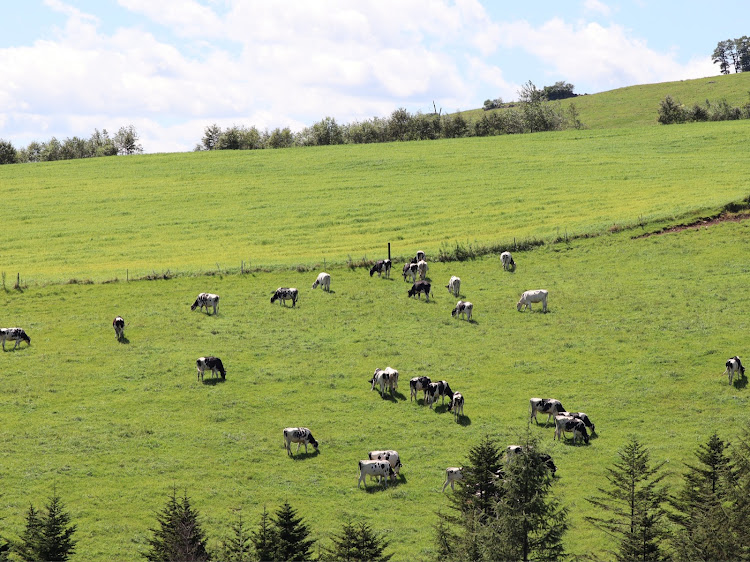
[388,242,391,261]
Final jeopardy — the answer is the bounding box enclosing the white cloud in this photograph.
[583,0,612,18]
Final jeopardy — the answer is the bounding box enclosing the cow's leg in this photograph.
[296,442,302,454]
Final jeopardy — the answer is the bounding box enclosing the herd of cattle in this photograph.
[3,248,744,493]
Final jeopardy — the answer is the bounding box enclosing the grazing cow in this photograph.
[445,276,461,297]
[312,272,331,292]
[566,412,596,433]
[191,292,220,315]
[358,460,395,489]
[371,367,398,396]
[425,381,454,409]
[368,450,402,476]
[196,356,226,381]
[449,392,464,421]
[271,287,298,307]
[408,281,432,301]
[554,415,590,444]
[452,301,473,321]
[415,250,425,262]
[0,328,30,351]
[506,445,557,473]
[501,251,515,271]
[442,467,464,492]
[517,289,548,312]
[113,316,125,340]
[409,376,432,402]
[725,356,745,385]
[529,398,566,425]
[403,262,418,283]
[417,260,429,280]
[369,259,392,278]
[283,427,319,456]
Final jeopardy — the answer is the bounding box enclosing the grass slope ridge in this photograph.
[2,119,749,284]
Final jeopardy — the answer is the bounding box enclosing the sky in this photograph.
[0,0,744,154]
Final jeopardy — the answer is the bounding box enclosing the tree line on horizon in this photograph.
[5,424,750,561]
[658,93,750,124]
[712,36,750,75]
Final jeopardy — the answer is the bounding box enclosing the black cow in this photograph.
[0,328,30,351]
[196,356,226,381]
[370,259,392,278]
[408,281,431,301]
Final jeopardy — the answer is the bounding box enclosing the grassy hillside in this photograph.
[1,218,749,560]
[460,72,750,129]
[1,118,750,284]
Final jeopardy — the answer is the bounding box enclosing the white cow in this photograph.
[415,250,425,262]
[191,293,220,315]
[409,376,432,402]
[371,367,398,396]
[449,392,464,421]
[368,450,402,476]
[113,316,125,340]
[0,328,30,350]
[529,398,566,425]
[442,467,464,492]
[312,272,331,292]
[417,260,429,280]
[403,262,418,283]
[517,289,548,312]
[451,301,473,321]
[358,460,394,489]
[283,427,319,456]
[445,276,461,297]
[554,415,590,444]
[725,356,745,385]
[501,251,515,271]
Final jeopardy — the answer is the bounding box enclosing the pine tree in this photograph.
[271,502,314,561]
[144,488,209,562]
[670,432,738,560]
[586,437,670,562]
[218,511,253,562]
[250,506,276,562]
[320,519,392,562]
[17,490,77,562]
[489,433,568,562]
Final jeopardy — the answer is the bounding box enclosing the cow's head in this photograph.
[191,299,200,310]
[516,299,524,311]
[309,436,319,450]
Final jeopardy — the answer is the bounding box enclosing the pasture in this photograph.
[2,217,749,560]
[1,118,750,284]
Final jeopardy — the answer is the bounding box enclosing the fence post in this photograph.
[127,269,129,282]
[388,242,391,262]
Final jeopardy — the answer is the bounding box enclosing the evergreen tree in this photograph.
[218,511,253,562]
[727,420,750,559]
[320,519,392,562]
[670,432,738,560]
[488,433,568,562]
[586,437,670,562]
[250,506,276,562]
[144,488,209,562]
[16,490,77,562]
[271,502,314,561]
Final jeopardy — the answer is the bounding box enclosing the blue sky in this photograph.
[0,0,743,153]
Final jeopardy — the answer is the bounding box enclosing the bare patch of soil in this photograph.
[634,211,750,239]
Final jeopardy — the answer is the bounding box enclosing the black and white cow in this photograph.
[408,281,431,301]
[425,381,454,409]
[368,450,402,476]
[442,467,464,492]
[371,367,398,396]
[283,427,319,456]
[554,415,590,444]
[191,292,220,315]
[506,445,557,473]
[725,356,745,385]
[415,250,425,262]
[312,272,331,292]
[451,301,473,321]
[566,412,596,433]
[196,356,226,381]
[403,262,418,283]
[417,259,429,280]
[449,392,464,421]
[113,316,125,340]
[409,376,432,402]
[358,460,395,489]
[271,287,298,307]
[445,276,461,297]
[500,251,515,271]
[0,328,30,351]
[369,259,392,278]
[529,398,566,425]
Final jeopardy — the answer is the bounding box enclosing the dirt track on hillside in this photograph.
[634,211,750,238]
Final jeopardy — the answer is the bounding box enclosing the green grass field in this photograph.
[1,217,749,560]
[1,117,749,285]
[2,74,750,560]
